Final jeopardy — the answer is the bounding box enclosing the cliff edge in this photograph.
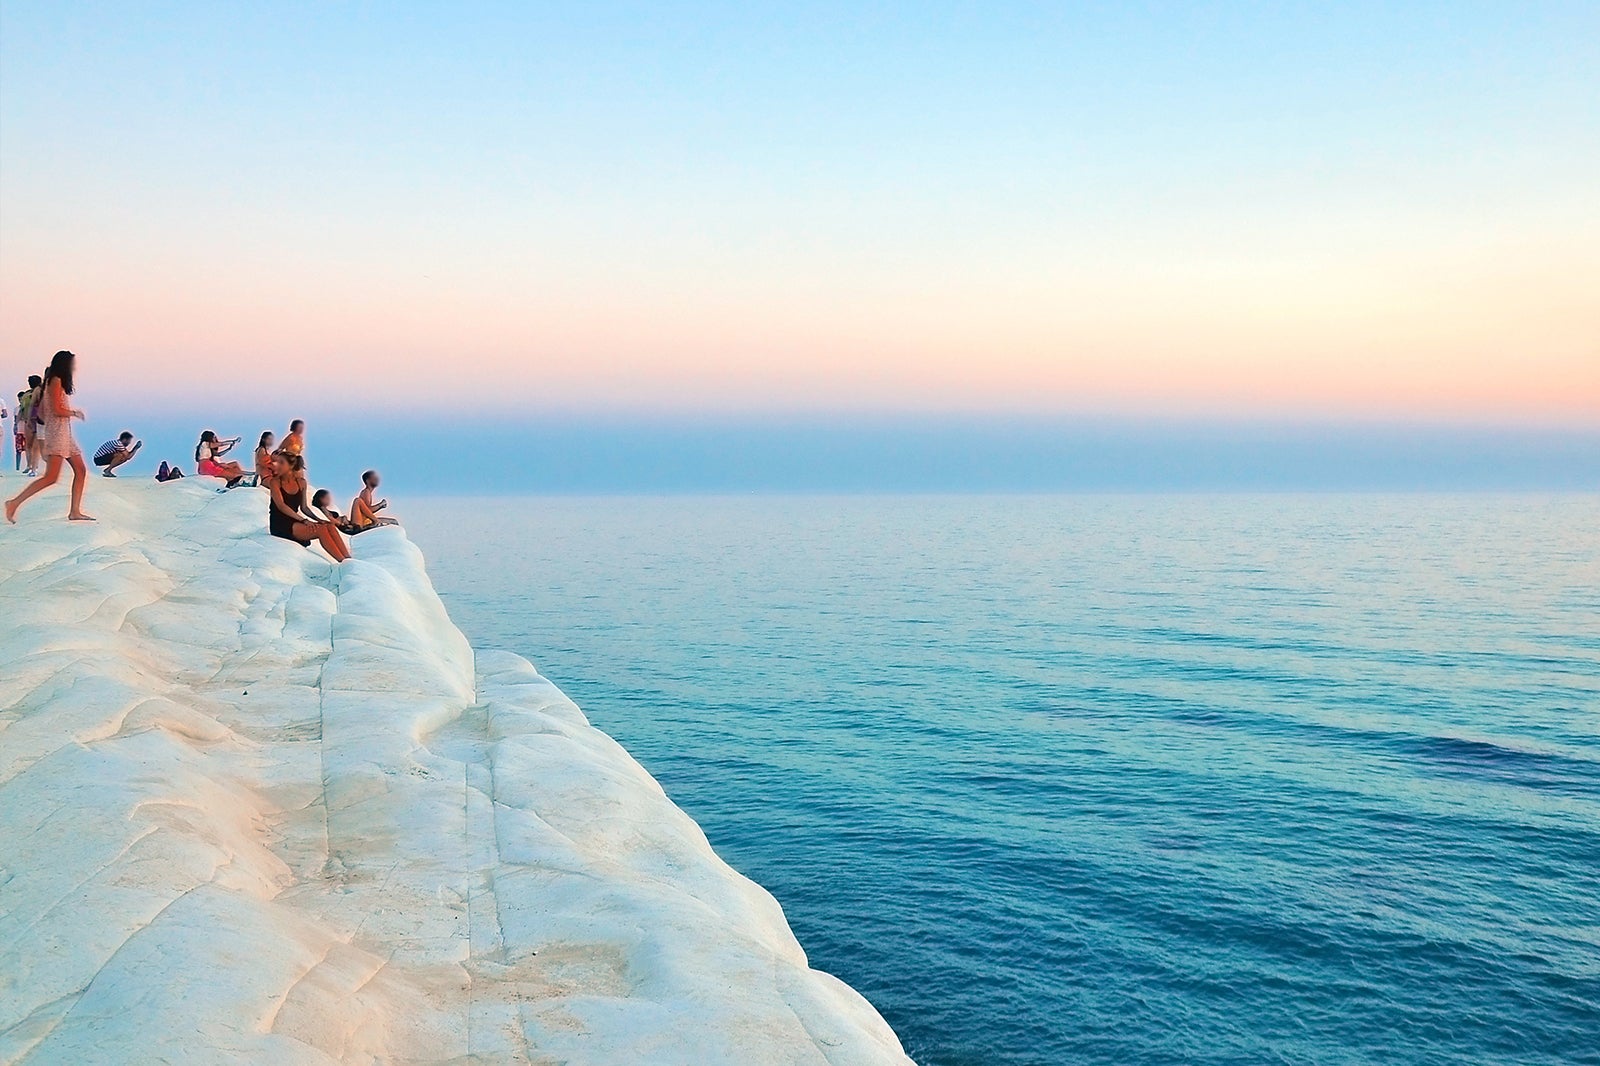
[0,479,913,1065]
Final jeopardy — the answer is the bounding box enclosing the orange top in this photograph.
[281,432,304,456]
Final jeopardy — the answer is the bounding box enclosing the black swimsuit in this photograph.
[270,484,311,546]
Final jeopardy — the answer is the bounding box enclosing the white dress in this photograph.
[41,382,80,459]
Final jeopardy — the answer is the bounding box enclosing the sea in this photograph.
[404,494,1599,1066]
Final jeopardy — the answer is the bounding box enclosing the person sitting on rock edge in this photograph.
[350,469,398,531]
[310,488,363,535]
[276,419,305,461]
[255,431,277,489]
[269,453,351,562]
[195,430,247,484]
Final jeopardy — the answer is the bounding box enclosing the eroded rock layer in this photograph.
[0,480,912,1065]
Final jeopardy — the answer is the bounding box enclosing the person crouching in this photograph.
[93,431,141,477]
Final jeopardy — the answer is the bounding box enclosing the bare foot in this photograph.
[4,499,17,524]
[68,512,96,522]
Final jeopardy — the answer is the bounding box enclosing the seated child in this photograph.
[349,469,399,530]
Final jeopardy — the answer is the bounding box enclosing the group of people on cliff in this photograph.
[258,425,397,563]
[5,351,397,564]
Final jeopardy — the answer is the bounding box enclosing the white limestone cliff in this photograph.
[0,478,913,1065]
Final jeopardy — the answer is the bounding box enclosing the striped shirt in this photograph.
[94,440,129,463]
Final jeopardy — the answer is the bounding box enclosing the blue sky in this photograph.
[2,2,1597,488]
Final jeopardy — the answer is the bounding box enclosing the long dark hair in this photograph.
[44,350,75,395]
[258,430,274,449]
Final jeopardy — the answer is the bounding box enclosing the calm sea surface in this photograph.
[404,495,1599,1066]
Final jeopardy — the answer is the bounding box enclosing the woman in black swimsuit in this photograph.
[269,453,352,561]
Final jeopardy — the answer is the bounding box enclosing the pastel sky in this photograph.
[2,1,1596,422]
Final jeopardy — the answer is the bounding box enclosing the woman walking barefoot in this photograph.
[268,453,351,562]
[5,351,93,524]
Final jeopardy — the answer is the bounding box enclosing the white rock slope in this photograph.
[0,479,913,1065]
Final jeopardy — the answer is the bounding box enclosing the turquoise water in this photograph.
[405,495,1600,1066]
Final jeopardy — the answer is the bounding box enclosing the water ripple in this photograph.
[410,494,1600,1066]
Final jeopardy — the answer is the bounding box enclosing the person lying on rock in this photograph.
[268,453,351,562]
[93,431,141,477]
[350,469,399,531]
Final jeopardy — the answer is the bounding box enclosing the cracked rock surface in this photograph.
[0,479,913,1065]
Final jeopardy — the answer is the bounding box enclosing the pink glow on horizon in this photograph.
[2,219,1595,424]
[6,267,1593,425]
